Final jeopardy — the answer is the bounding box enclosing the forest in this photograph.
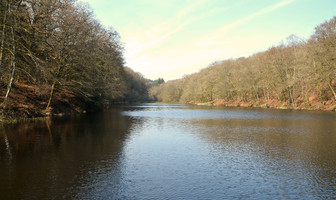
[150,16,336,111]
[0,0,154,120]
[1,1,335,121]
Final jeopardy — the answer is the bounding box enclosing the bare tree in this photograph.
[3,0,23,105]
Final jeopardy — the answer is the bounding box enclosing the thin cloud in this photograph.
[125,0,212,60]
[81,0,335,81]
[128,0,295,61]
[196,0,296,46]
[127,0,296,80]
[152,0,210,34]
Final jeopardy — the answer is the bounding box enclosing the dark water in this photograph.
[1,104,336,199]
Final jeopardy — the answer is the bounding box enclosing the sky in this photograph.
[80,0,336,81]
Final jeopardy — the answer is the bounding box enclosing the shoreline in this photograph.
[196,100,336,112]
[1,100,335,125]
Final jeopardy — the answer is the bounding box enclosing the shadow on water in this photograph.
[0,109,134,200]
[1,104,336,199]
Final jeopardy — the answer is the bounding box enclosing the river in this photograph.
[0,104,336,199]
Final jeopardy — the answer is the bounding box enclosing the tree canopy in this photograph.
[0,0,151,118]
[151,16,336,110]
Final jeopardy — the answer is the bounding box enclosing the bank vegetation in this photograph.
[151,16,336,111]
[0,0,152,120]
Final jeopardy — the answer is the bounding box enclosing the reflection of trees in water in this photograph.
[0,110,134,199]
[0,129,13,162]
[191,116,336,197]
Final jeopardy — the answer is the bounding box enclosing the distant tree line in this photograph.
[0,0,153,116]
[151,16,336,110]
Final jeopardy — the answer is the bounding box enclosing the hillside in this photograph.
[0,0,152,121]
[150,16,336,111]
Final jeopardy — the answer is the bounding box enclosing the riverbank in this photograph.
[0,82,85,123]
[1,82,335,124]
[0,81,144,123]
[195,97,336,112]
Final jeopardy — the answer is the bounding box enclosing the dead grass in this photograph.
[0,81,81,120]
[212,95,335,112]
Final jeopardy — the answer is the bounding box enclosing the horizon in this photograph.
[80,0,336,81]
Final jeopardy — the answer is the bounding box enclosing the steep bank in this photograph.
[0,70,157,122]
[0,82,84,121]
[0,0,154,122]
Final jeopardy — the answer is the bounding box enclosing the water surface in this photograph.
[1,104,336,199]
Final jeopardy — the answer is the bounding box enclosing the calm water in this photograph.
[1,104,336,199]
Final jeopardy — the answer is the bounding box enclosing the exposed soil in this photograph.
[0,81,82,121]
[212,95,336,111]
[1,81,335,122]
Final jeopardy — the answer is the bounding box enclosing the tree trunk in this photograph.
[317,81,323,104]
[45,79,56,111]
[293,47,297,107]
[45,63,62,111]
[0,0,8,70]
[288,86,292,105]
[288,86,296,107]
[301,85,307,107]
[292,85,297,107]
[3,25,16,105]
[3,0,22,105]
[265,87,270,105]
[328,80,336,101]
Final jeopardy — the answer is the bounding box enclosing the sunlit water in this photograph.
[1,104,336,199]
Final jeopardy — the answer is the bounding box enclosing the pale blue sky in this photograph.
[80,0,336,80]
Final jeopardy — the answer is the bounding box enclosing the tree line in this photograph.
[151,16,336,110]
[0,0,153,118]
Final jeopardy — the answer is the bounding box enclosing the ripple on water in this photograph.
[1,104,336,199]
